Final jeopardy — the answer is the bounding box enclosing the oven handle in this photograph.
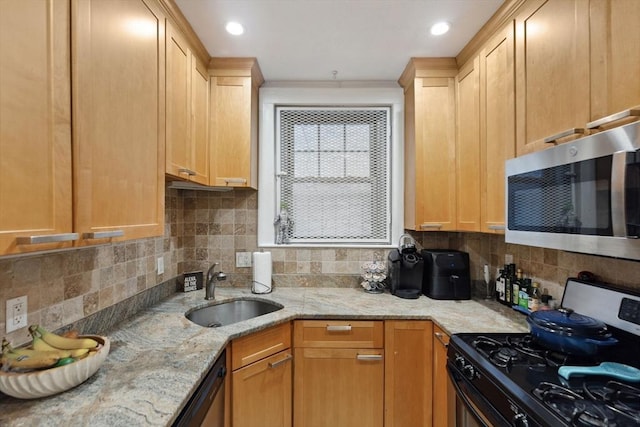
[447,365,492,427]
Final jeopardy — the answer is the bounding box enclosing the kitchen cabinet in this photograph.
[293,320,384,427]
[72,0,165,242]
[230,322,292,427]
[384,320,433,427]
[455,57,481,232]
[0,0,73,255]
[479,23,515,234]
[514,0,590,155]
[399,59,458,232]
[165,22,209,185]
[590,0,640,121]
[433,324,454,427]
[209,58,264,189]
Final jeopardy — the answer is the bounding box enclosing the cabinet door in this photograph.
[232,350,292,427]
[384,320,433,427]
[0,0,73,255]
[590,0,640,120]
[165,23,191,181]
[515,0,590,155]
[72,0,165,242]
[410,77,457,231]
[480,23,515,234]
[293,347,384,427]
[456,57,481,232]
[210,76,254,188]
[433,325,454,427]
[190,57,209,185]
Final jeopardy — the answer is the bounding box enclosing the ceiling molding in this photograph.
[157,0,211,64]
[455,0,527,68]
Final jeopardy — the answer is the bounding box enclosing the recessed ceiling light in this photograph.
[225,21,244,36]
[430,21,450,36]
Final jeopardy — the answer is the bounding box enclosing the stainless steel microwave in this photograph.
[505,120,640,260]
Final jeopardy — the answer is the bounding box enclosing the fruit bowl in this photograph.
[0,335,110,399]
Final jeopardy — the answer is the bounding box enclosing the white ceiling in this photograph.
[174,0,504,82]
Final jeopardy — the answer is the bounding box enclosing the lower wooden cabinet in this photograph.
[384,320,434,427]
[433,324,455,427]
[231,350,292,427]
[293,347,384,427]
[293,320,384,427]
[230,323,292,427]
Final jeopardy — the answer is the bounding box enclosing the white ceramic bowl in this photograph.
[0,335,110,399]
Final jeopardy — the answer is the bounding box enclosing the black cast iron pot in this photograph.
[526,308,618,356]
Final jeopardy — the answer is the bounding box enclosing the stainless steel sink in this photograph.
[185,298,283,327]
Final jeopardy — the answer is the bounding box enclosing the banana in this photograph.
[30,335,73,358]
[29,325,98,350]
[1,348,60,371]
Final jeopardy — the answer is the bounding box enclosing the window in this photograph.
[258,85,404,247]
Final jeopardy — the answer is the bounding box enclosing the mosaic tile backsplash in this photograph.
[2,186,640,345]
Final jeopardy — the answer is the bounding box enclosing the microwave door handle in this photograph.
[611,151,627,237]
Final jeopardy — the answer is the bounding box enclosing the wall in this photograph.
[3,186,640,346]
[0,188,183,345]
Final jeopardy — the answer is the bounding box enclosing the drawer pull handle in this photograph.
[178,168,196,176]
[268,354,292,369]
[434,332,449,348]
[16,233,79,244]
[224,178,247,185]
[487,225,505,231]
[356,354,383,361]
[542,128,586,145]
[587,106,640,130]
[326,325,352,332]
[83,230,125,239]
[420,223,442,230]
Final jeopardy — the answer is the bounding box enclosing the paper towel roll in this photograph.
[252,251,272,294]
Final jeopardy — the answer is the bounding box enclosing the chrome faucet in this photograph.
[205,262,227,300]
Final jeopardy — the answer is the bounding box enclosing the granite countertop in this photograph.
[0,287,529,426]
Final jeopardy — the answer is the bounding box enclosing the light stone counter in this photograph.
[0,287,528,426]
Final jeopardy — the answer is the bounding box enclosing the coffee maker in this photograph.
[387,234,424,299]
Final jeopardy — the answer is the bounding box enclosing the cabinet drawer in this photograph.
[231,322,291,370]
[293,320,384,348]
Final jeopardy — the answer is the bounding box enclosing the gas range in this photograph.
[447,279,640,427]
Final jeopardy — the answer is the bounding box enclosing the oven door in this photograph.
[447,364,510,427]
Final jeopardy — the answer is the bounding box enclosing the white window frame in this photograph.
[258,83,404,248]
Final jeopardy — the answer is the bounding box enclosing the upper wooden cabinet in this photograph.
[479,23,516,234]
[209,58,264,189]
[72,0,165,242]
[455,57,481,232]
[590,0,640,121]
[165,22,209,185]
[0,1,74,255]
[399,59,458,232]
[514,0,590,155]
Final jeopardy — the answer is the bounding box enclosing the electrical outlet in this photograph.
[157,256,164,275]
[236,252,252,268]
[6,296,28,333]
[505,253,514,264]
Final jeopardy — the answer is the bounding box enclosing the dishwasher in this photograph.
[173,350,226,427]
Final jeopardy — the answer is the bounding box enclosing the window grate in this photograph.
[276,107,390,244]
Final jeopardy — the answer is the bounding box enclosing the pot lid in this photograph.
[528,308,612,338]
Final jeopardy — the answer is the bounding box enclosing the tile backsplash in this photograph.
[2,186,640,345]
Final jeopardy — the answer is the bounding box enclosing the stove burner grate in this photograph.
[533,381,640,426]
